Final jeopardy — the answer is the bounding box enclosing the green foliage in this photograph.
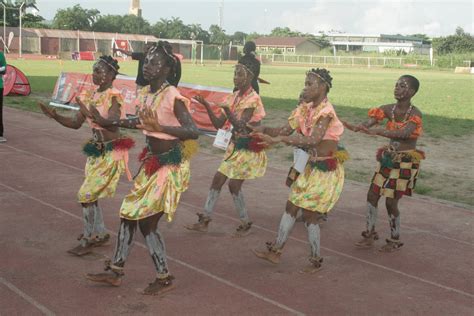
[0,0,45,27]
[432,27,474,55]
[246,32,262,42]
[152,17,191,40]
[270,27,302,37]
[52,4,99,31]
[230,31,247,45]
[93,14,150,34]
[209,24,228,45]
[188,24,210,43]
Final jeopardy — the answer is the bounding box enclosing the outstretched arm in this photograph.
[364,122,417,139]
[39,102,85,129]
[222,106,254,133]
[193,95,227,129]
[248,123,294,137]
[251,117,331,148]
[77,97,140,129]
[342,104,391,132]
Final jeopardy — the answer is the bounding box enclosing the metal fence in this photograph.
[258,53,472,68]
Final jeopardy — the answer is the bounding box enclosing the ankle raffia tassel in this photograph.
[253,242,282,264]
[379,238,404,253]
[142,275,176,296]
[300,256,323,274]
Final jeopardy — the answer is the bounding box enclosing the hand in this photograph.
[76,97,92,118]
[341,120,367,132]
[38,102,57,119]
[361,128,383,136]
[253,132,280,147]
[247,123,265,134]
[217,102,230,109]
[193,95,210,107]
[137,108,163,132]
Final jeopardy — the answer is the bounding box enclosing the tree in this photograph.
[209,24,228,44]
[246,32,262,42]
[52,4,99,30]
[432,27,474,54]
[188,23,210,44]
[230,31,247,45]
[151,17,190,39]
[92,14,122,33]
[1,0,47,28]
[93,14,150,34]
[270,27,302,37]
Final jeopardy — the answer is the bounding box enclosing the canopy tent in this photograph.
[3,65,31,96]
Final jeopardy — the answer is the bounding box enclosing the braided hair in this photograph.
[307,68,333,92]
[98,55,120,78]
[149,41,182,87]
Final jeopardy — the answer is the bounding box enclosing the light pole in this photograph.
[1,3,5,51]
[19,2,24,58]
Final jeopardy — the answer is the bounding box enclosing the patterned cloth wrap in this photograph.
[120,85,198,222]
[370,146,425,199]
[287,99,346,213]
[289,147,348,213]
[217,88,267,180]
[77,88,134,203]
[78,138,135,203]
[119,140,198,222]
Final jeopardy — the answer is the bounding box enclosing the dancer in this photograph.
[343,75,424,252]
[84,41,199,295]
[252,68,348,273]
[39,56,134,256]
[185,56,267,237]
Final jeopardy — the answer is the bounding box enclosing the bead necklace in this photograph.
[144,81,170,109]
[391,103,413,123]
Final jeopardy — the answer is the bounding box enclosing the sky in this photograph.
[34,0,473,37]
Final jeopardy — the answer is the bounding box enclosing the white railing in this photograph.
[258,54,437,68]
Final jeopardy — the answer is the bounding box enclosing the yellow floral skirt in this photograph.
[217,143,267,180]
[288,163,344,213]
[119,160,190,222]
[77,152,125,203]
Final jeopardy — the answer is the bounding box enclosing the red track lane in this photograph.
[1,107,473,315]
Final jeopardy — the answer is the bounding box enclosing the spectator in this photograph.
[0,49,6,143]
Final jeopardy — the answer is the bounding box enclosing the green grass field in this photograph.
[8,59,474,138]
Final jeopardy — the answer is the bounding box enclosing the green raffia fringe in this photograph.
[157,144,183,165]
[82,141,113,158]
[234,137,251,150]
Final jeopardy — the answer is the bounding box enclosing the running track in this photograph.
[1,108,472,315]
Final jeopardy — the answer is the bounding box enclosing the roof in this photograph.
[254,37,316,47]
[315,33,380,38]
[380,34,424,42]
[4,27,159,41]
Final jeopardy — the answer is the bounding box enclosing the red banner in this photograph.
[50,72,231,132]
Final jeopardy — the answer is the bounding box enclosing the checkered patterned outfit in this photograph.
[370,147,425,199]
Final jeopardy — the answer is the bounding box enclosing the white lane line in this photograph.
[180,201,474,300]
[5,143,472,247]
[4,143,474,299]
[0,276,56,316]
[0,182,305,316]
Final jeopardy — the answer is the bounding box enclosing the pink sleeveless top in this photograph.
[288,98,344,141]
[79,88,125,130]
[134,85,191,140]
[222,88,265,129]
